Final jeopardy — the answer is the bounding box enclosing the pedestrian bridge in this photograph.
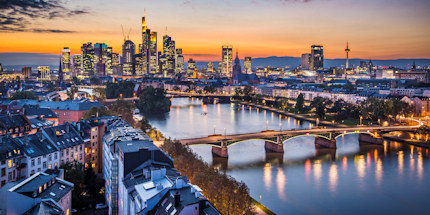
[178,125,418,158]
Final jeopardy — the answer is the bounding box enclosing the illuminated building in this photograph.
[111,53,119,74]
[345,42,350,69]
[175,48,184,73]
[301,53,311,70]
[141,16,151,74]
[80,42,94,79]
[187,58,196,74]
[207,62,214,73]
[58,57,63,84]
[163,35,176,74]
[94,43,109,77]
[62,47,71,80]
[22,67,31,80]
[134,53,144,76]
[310,45,324,71]
[221,45,233,76]
[121,40,135,75]
[106,47,113,75]
[150,32,158,73]
[37,66,50,81]
[72,54,81,77]
[244,57,252,74]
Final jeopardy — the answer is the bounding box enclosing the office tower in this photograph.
[38,66,50,81]
[310,45,324,70]
[111,53,119,74]
[163,35,176,74]
[122,40,135,75]
[134,53,144,76]
[221,45,233,76]
[62,47,71,80]
[106,47,113,75]
[301,53,311,70]
[244,57,252,74]
[207,62,214,73]
[142,16,151,74]
[187,59,196,74]
[149,32,158,73]
[94,43,108,77]
[345,42,350,69]
[72,54,81,77]
[175,48,184,73]
[22,67,31,80]
[58,57,63,83]
[80,42,94,78]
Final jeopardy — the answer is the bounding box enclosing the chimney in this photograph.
[174,192,180,207]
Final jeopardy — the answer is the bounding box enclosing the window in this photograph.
[66,149,69,155]
[48,154,52,162]
[8,160,12,168]
[31,159,35,167]
[31,170,35,175]
[43,162,46,169]
[79,154,82,160]
[48,164,52,169]
[80,145,82,151]
[37,158,41,165]
[54,153,57,160]
[60,151,64,157]
[1,168,5,177]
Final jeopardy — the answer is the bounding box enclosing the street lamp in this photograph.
[360,116,363,126]
[213,125,216,134]
[316,118,319,127]
[279,122,282,131]
[332,120,335,127]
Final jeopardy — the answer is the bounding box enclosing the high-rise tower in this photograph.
[62,47,70,80]
[345,41,350,69]
[310,45,324,71]
[221,45,233,76]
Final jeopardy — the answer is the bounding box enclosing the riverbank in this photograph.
[234,101,350,128]
[383,134,430,148]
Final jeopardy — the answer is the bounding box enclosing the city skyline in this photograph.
[1,0,430,62]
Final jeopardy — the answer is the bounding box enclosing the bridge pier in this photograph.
[212,146,228,158]
[314,136,337,149]
[358,133,383,145]
[264,141,284,153]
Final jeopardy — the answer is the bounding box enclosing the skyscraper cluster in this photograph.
[301,45,324,71]
[60,13,186,81]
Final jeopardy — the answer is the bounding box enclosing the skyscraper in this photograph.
[122,40,135,75]
[310,45,324,71]
[301,53,311,70]
[72,54,81,77]
[62,47,71,80]
[175,48,184,73]
[94,43,108,77]
[134,53,144,76]
[221,45,233,76]
[38,66,50,81]
[244,57,252,74]
[207,62,214,73]
[111,53,120,74]
[345,41,350,69]
[106,47,113,75]
[22,67,31,80]
[80,43,94,78]
[142,16,151,74]
[150,32,158,73]
[187,59,196,74]
[163,35,176,74]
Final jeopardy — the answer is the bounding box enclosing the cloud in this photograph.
[0,0,87,33]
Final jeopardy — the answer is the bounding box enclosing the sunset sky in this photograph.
[1,0,430,62]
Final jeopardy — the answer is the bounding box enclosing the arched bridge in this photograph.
[178,125,418,158]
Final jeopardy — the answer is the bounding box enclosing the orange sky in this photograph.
[1,0,429,61]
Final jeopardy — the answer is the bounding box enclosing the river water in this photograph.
[146,98,430,215]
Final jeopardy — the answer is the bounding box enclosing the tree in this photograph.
[203,85,216,94]
[136,86,171,114]
[295,93,305,113]
[310,97,333,119]
[61,162,85,208]
[417,125,430,141]
[110,99,135,124]
[233,87,243,100]
[93,87,106,102]
[9,91,38,100]
[172,86,180,91]
[106,81,135,99]
[82,106,112,119]
[243,85,253,101]
[90,77,101,85]
[66,86,79,100]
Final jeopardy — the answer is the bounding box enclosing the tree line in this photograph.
[160,140,254,215]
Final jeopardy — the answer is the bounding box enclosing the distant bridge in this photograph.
[178,125,418,157]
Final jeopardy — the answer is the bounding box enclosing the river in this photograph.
[145,98,430,215]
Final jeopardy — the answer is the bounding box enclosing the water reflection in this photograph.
[148,98,430,215]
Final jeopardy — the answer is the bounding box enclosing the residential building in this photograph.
[0,115,32,137]
[0,171,73,215]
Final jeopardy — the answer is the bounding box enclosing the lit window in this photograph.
[8,160,12,168]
